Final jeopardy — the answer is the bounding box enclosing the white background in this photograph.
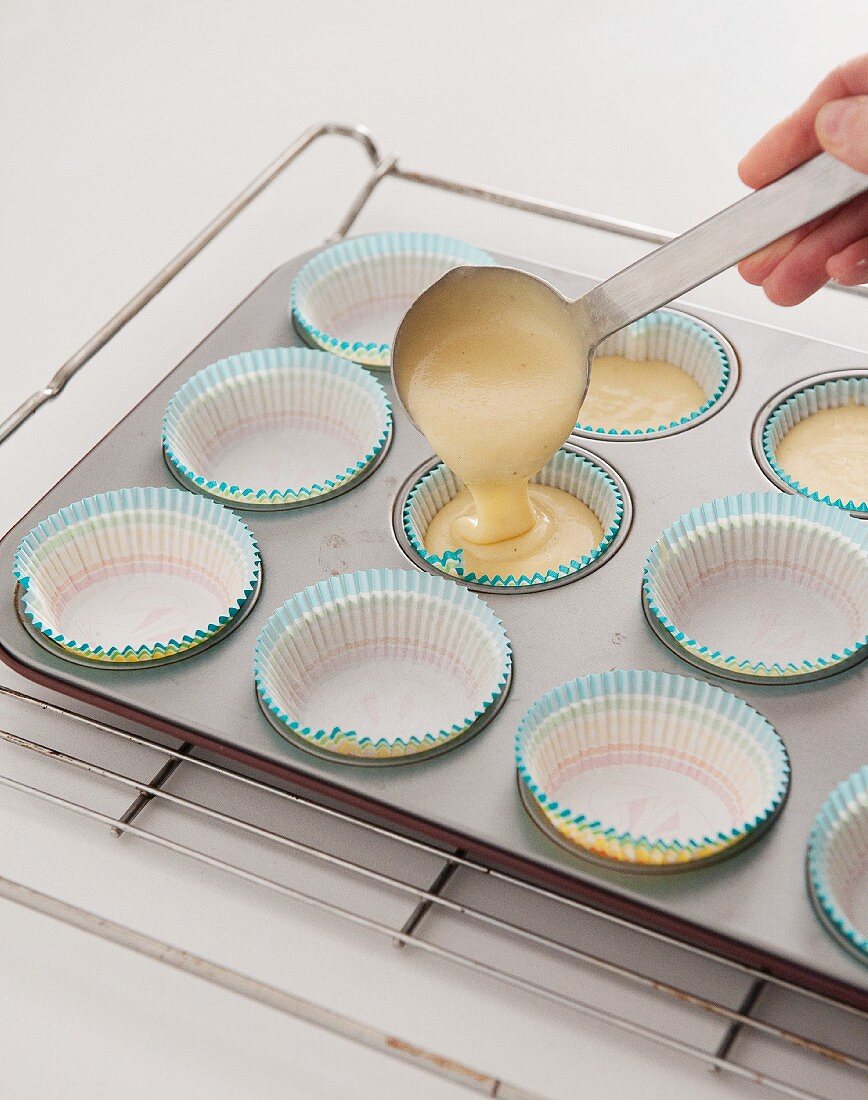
[1,2,866,1098]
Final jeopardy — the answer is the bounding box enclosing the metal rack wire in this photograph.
[1,684,866,1099]
[1,123,866,1098]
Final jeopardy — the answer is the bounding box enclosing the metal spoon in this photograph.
[392,153,868,424]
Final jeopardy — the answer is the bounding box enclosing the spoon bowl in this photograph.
[392,264,591,435]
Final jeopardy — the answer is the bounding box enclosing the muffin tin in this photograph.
[0,245,866,1009]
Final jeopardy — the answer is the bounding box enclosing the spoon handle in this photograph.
[579,153,868,344]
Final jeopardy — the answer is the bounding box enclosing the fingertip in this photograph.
[826,238,868,284]
[738,258,760,284]
[832,269,868,286]
[737,154,764,190]
[825,253,845,282]
[762,278,813,308]
[815,99,850,149]
[737,234,801,286]
[763,267,833,306]
[816,96,868,172]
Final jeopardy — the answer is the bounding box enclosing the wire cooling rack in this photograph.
[0,123,866,1099]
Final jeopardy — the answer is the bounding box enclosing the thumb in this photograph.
[816,96,868,173]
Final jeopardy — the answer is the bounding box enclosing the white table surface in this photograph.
[1,2,866,1097]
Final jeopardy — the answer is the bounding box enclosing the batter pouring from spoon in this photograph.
[396,268,603,579]
[392,59,868,580]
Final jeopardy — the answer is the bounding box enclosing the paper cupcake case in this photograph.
[254,567,512,761]
[643,491,868,681]
[289,232,495,368]
[162,348,392,508]
[516,670,790,869]
[807,767,868,964]
[14,487,260,664]
[576,310,733,438]
[761,374,868,515]
[402,448,625,589]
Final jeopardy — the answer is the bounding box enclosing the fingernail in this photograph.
[816,99,858,145]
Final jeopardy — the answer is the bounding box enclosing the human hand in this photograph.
[738,53,868,304]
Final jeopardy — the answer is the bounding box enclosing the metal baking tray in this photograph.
[1,245,866,1010]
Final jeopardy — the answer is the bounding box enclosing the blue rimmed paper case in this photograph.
[762,375,867,514]
[807,766,868,963]
[515,669,790,867]
[162,347,392,507]
[403,448,624,587]
[289,232,495,368]
[643,490,868,679]
[254,567,512,759]
[576,310,732,437]
[14,486,260,663]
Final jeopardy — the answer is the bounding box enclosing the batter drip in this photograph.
[425,485,604,578]
[399,273,593,576]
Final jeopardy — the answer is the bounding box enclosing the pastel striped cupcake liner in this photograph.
[807,766,868,964]
[255,568,511,761]
[290,232,495,368]
[162,348,392,508]
[643,491,868,680]
[14,487,260,664]
[516,670,790,869]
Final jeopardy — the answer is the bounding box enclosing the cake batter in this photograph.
[399,273,594,575]
[775,404,868,505]
[579,356,707,432]
[425,484,604,578]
